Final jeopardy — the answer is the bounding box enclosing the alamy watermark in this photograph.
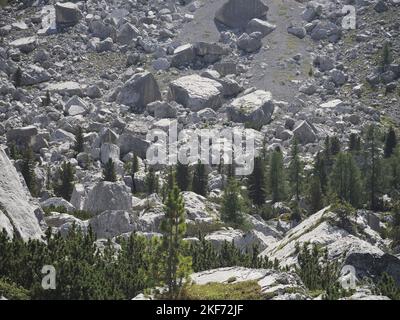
[146,122,256,175]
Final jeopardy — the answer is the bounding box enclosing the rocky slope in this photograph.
[1,0,400,299]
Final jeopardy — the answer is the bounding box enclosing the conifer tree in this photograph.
[21,148,37,196]
[103,158,117,182]
[329,152,362,208]
[54,161,75,201]
[192,160,208,197]
[381,41,392,71]
[308,175,324,214]
[288,138,303,201]
[73,126,84,155]
[269,149,286,203]
[176,162,190,192]
[313,152,328,195]
[13,67,22,88]
[247,156,267,206]
[330,136,341,156]
[348,133,361,152]
[128,154,140,194]
[388,146,400,192]
[390,202,400,248]
[160,175,192,298]
[221,178,246,227]
[42,90,51,107]
[364,125,383,210]
[145,167,159,194]
[384,126,397,159]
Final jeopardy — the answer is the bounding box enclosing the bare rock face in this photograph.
[55,2,82,26]
[83,181,132,215]
[168,74,223,111]
[116,72,161,113]
[89,210,137,239]
[0,148,44,241]
[215,0,269,29]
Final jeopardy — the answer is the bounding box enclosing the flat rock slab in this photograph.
[168,74,223,111]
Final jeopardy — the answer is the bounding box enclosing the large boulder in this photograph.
[9,36,37,54]
[292,120,318,144]
[116,23,140,45]
[55,2,82,26]
[215,0,269,29]
[116,72,161,112]
[6,125,38,148]
[260,207,400,286]
[100,143,120,165]
[168,75,223,111]
[0,148,44,241]
[226,90,275,128]
[246,19,276,37]
[89,210,137,239]
[83,182,132,214]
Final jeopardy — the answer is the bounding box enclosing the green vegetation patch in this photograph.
[182,280,264,300]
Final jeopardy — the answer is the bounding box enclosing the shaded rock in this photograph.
[215,0,269,28]
[293,120,317,144]
[116,72,161,112]
[55,2,82,26]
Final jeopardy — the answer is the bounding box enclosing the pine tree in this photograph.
[330,136,341,156]
[381,42,392,71]
[192,160,208,197]
[13,67,22,87]
[42,90,51,107]
[21,148,37,196]
[329,152,362,208]
[365,125,383,211]
[103,158,117,182]
[54,162,75,201]
[269,149,286,203]
[247,156,267,206]
[160,175,192,298]
[348,133,361,152]
[388,146,400,192]
[313,152,328,195]
[308,175,324,214]
[145,167,159,194]
[390,202,400,248]
[288,138,303,201]
[73,126,84,155]
[176,162,190,192]
[384,126,397,159]
[128,154,140,194]
[221,178,246,227]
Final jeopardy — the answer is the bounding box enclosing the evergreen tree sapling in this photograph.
[103,158,117,182]
[269,148,286,203]
[176,162,191,192]
[160,175,192,298]
[21,148,37,196]
[54,162,75,201]
[192,160,208,197]
[247,156,267,206]
[288,138,303,201]
[221,178,246,227]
